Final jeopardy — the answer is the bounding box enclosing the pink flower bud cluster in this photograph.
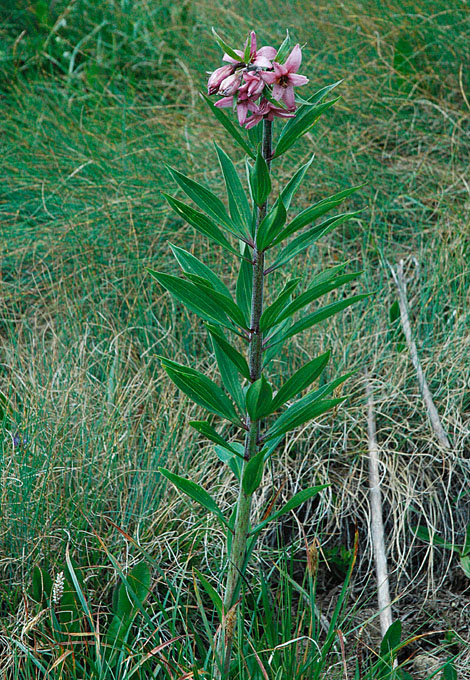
[207,31,308,128]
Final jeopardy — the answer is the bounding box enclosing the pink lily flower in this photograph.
[223,31,276,70]
[244,98,296,129]
[242,71,265,98]
[207,64,236,95]
[262,44,308,110]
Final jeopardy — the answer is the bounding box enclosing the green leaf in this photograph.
[215,143,252,234]
[242,449,265,495]
[272,185,363,246]
[380,620,402,657]
[170,244,231,296]
[200,94,255,159]
[211,27,243,62]
[412,525,457,552]
[215,443,244,480]
[160,357,243,426]
[163,194,239,255]
[259,278,301,331]
[274,98,339,157]
[274,271,362,326]
[236,243,253,322]
[275,31,291,64]
[460,555,470,578]
[31,566,52,604]
[112,562,151,621]
[207,325,247,411]
[280,154,315,210]
[250,486,327,535]
[65,547,94,632]
[294,80,342,109]
[206,324,250,380]
[270,351,331,412]
[160,467,229,527]
[148,269,247,330]
[189,420,240,456]
[268,294,369,346]
[267,213,358,272]
[246,376,273,420]
[193,569,223,621]
[264,397,345,441]
[256,199,287,250]
[442,661,458,680]
[249,149,272,207]
[167,165,244,237]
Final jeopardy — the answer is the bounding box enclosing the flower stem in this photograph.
[216,119,272,678]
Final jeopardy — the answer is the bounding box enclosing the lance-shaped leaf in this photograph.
[271,185,363,246]
[170,244,231,297]
[211,27,243,62]
[201,94,255,159]
[264,397,344,441]
[236,243,253,322]
[167,165,246,239]
[270,350,331,412]
[242,449,265,495]
[160,357,243,426]
[274,98,339,157]
[295,80,342,109]
[250,485,328,536]
[215,143,252,234]
[207,325,247,411]
[249,149,272,207]
[215,443,244,481]
[280,154,315,211]
[264,373,351,440]
[206,324,250,380]
[256,198,287,251]
[259,277,301,331]
[189,421,242,456]
[268,294,369,347]
[275,30,291,64]
[246,376,273,420]
[160,468,229,527]
[274,271,362,326]
[149,269,248,330]
[266,212,359,273]
[193,569,223,621]
[163,194,239,255]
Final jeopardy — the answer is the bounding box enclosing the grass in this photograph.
[1,0,469,676]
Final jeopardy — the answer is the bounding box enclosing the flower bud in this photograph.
[218,72,242,96]
[207,64,235,95]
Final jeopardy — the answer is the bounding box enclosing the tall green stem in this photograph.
[216,119,272,678]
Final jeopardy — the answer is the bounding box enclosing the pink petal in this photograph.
[273,62,287,77]
[282,85,296,110]
[289,73,308,87]
[253,55,272,69]
[261,71,277,84]
[214,96,234,108]
[244,114,262,129]
[237,100,249,125]
[272,83,284,101]
[257,46,277,59]
[284,44,302,73]
[249,31,257,58]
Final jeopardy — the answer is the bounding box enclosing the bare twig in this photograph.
[388,260,451,449]
[365,375,393,638]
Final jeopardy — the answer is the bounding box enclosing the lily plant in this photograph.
[148,28,366,678]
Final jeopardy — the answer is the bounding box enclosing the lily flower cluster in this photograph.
[207,31,308,129]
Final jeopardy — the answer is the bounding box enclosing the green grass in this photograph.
[1,0,469,676]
